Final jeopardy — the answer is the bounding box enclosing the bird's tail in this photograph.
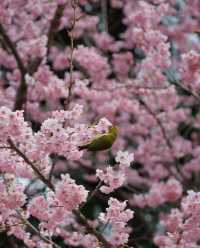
[78,145,87,151]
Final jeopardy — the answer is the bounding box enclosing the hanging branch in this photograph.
[28,3,67,75]
[0,23,27,111]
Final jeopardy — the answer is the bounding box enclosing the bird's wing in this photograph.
[86,133,113,151]
[80,132,108,146]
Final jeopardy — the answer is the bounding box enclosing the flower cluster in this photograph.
[55,174,88,211]
[96,151,134,194]
[133,178,183,208]
[100,198,134,246]
[154,191,200,248]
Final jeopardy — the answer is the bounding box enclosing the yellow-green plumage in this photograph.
[78,126,118,151]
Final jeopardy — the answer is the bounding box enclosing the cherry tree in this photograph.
[0,0,200,247]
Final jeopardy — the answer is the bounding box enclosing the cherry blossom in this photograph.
[0,0,200,247]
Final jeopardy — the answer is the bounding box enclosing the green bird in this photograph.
[78,125,118,151]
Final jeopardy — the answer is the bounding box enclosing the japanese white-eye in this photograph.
[78,125,118,151]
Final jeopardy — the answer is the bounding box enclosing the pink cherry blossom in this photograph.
[115,150,134,167]
[100,197,134,246]
[0,0,200,247]
[96,167,125,194]
[55,174,88,211]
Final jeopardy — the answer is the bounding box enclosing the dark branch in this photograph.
[47,4,66,54]
[166,69,200,103]
[8,138,55,191]
[73,209,113,248]
[0,23,27,111]
[27,4,67,76]
[101,0,108,32]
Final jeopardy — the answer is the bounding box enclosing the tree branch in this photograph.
[0,23,27,111]
[7,138,114,248]
[136,96,173,149]
[2,175,60,248]
[73,209,113,248]
[80,180,103,210]
[7,138,55,191]
[64,0,79,110]
[165,69,200,103]
[29,3,89,79]
[47,4,66,55]
[27,4,66,75]
[101,0,108,32]
[16,210,61,248]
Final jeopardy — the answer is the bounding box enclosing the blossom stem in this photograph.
[80,180,103,210]
[73,209,113,248]
[16,210,61,248]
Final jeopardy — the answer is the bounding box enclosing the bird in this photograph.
[78,125,118,151]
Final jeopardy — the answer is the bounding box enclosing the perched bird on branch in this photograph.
[78,125,118,151]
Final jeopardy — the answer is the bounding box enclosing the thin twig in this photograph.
[87,180,103,202]
[47,3,89,79]
[73,209,113,248]
[0,146,11,149]
[166,69,200,103]
[48,161,56,181]
[135,95,183,179]
[101,0,108,32]
[80,180,103,210]
[28,4,67,75]
[64,0,79,110]
[0,23,27,111]
[16,210,61,248]
[136,96,173,149]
